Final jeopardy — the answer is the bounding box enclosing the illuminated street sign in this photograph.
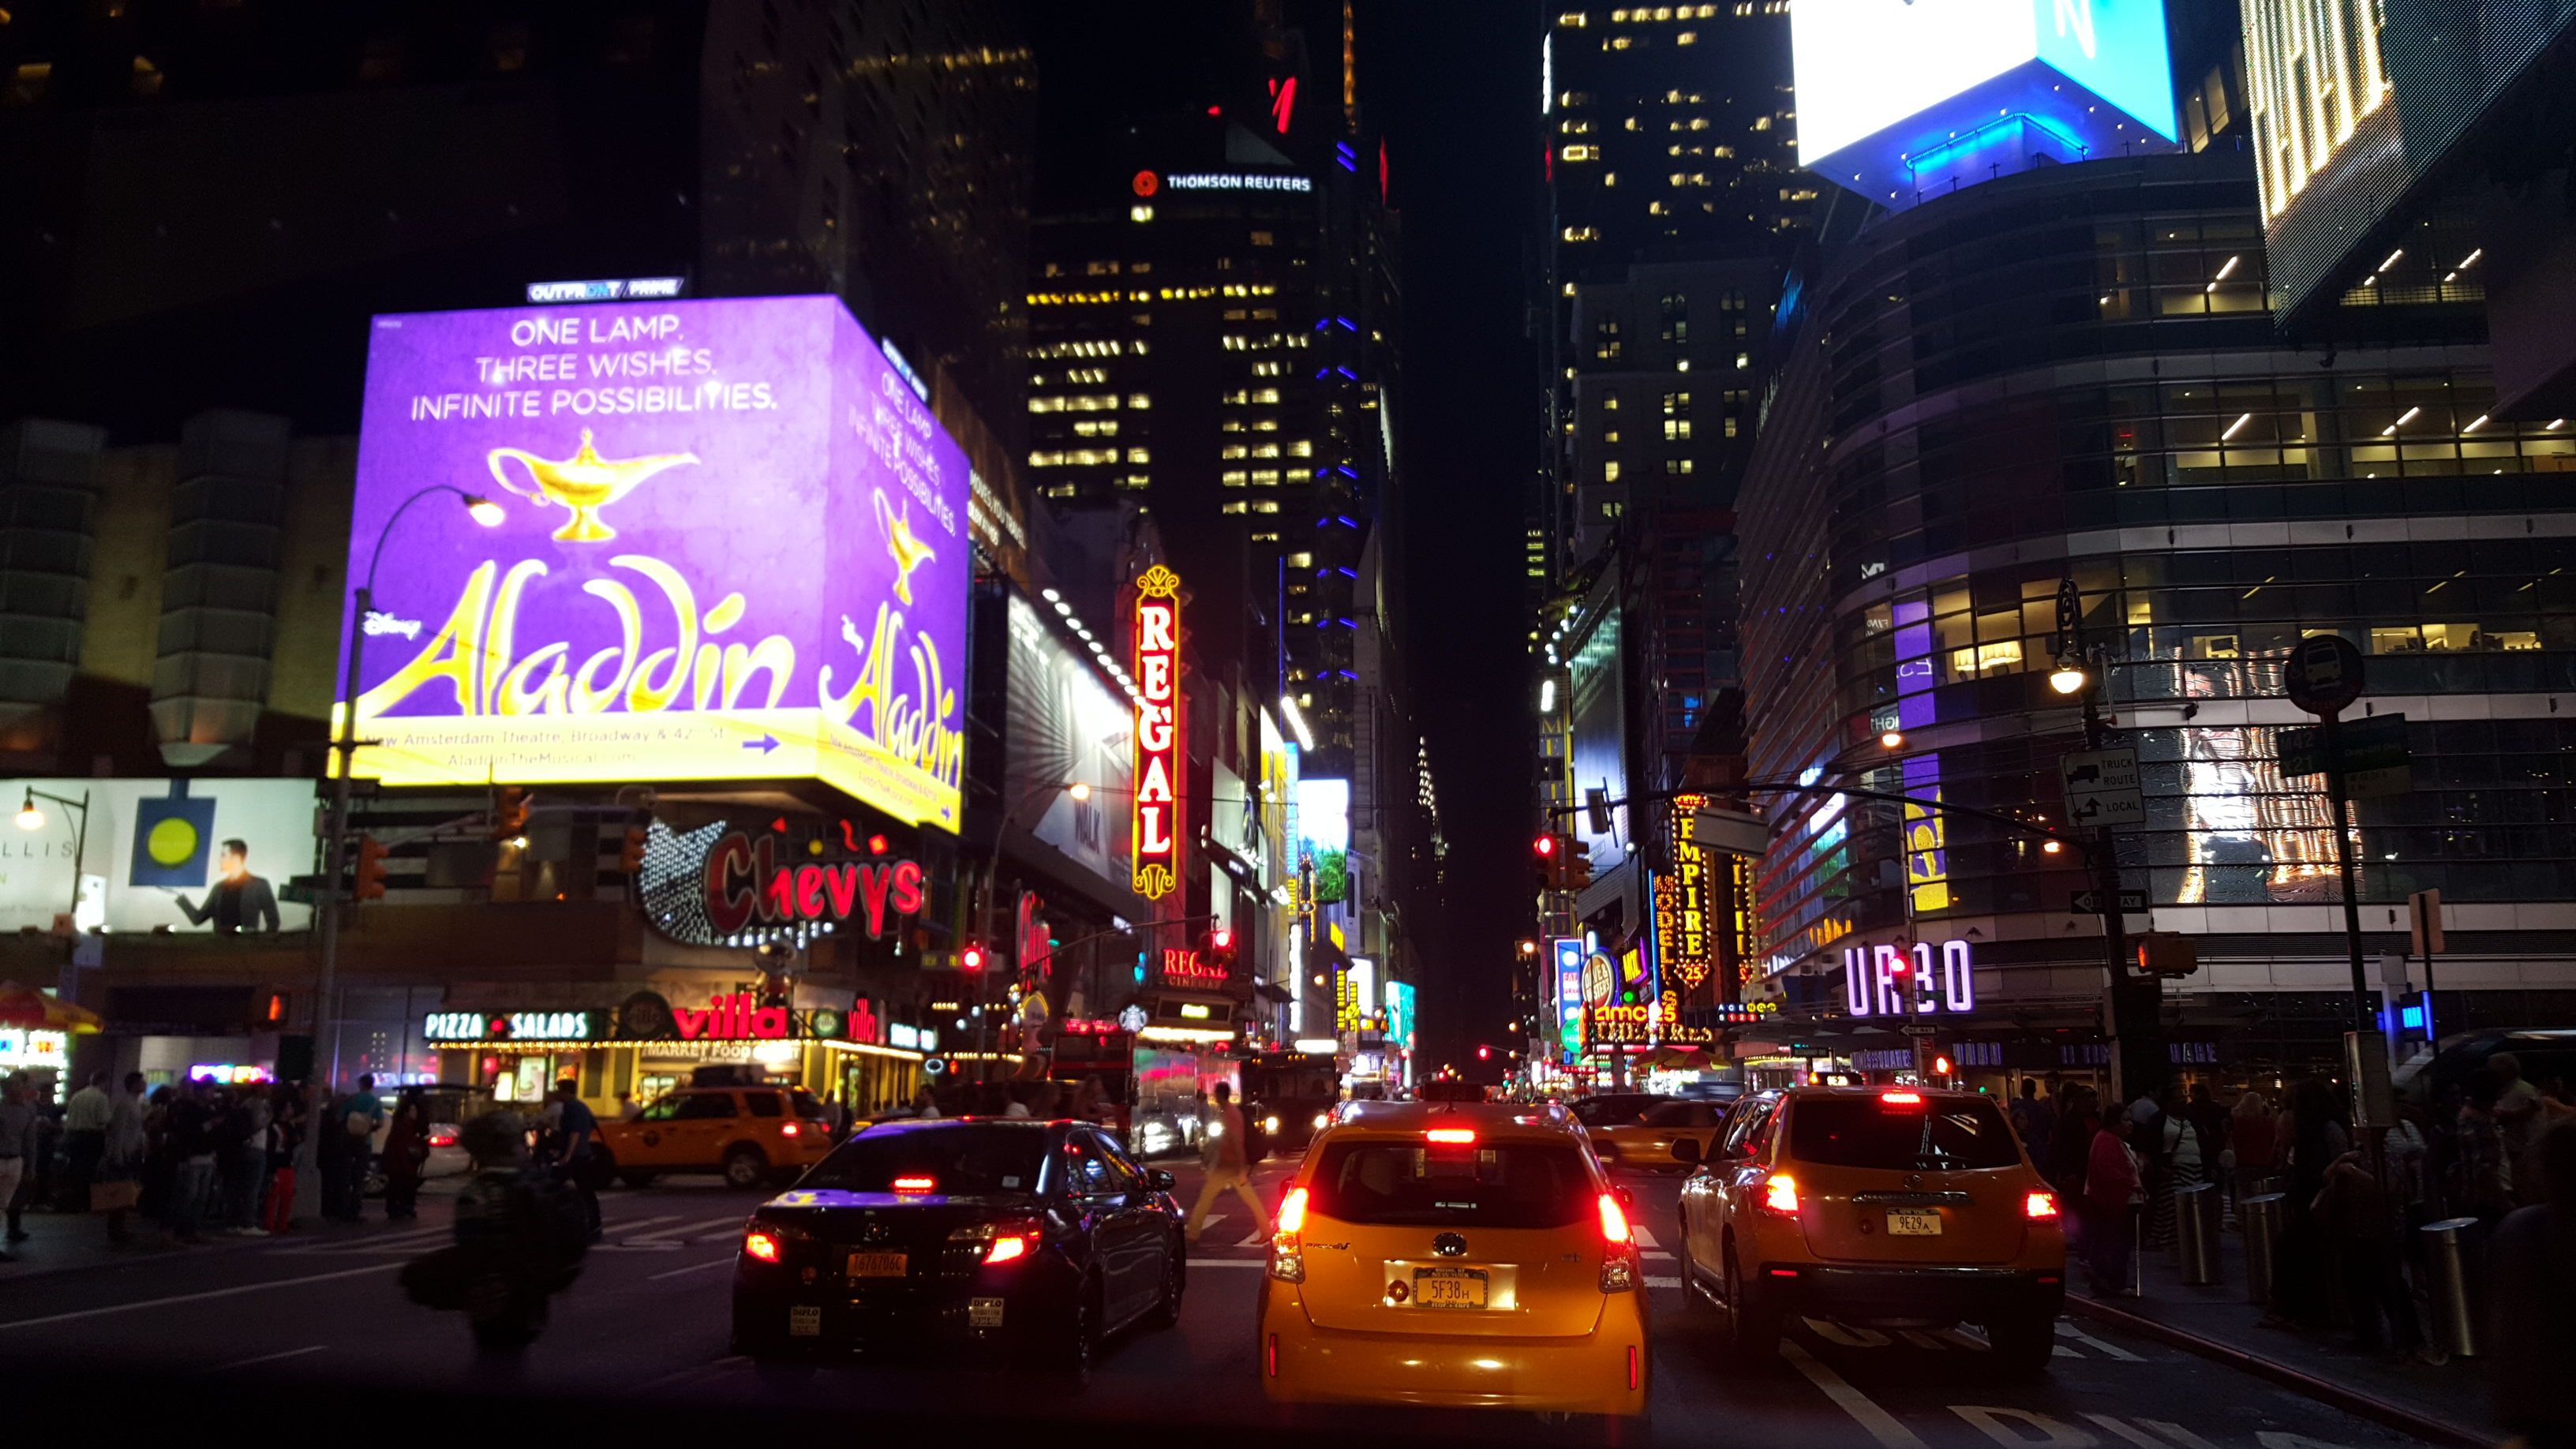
[1132,567,1184,899]
[1843,940,1979,1017]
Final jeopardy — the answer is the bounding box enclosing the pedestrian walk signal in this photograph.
[2133,932,2199,976]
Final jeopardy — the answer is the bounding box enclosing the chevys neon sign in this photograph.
[1131,567,1183,900]
[702,829,925,937]
[1842,940,1978,1017]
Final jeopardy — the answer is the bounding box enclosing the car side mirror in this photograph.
[1148,1169,1177,1192]
[1671,1138,1702,1164]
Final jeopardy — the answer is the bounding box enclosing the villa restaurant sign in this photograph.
[1132,567,1184,900]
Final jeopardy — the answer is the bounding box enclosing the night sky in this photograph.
[1028,2,1542,1067]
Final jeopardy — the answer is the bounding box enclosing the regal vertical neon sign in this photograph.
[1132,566,1183,899]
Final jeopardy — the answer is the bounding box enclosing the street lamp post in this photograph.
[2050,597,2166,1106]
[16,788,92,997]
[293,486,500,1222]
[972,780,1088,1077]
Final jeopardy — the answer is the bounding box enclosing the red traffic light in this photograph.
[960,944,988,972]
[1932,1054,1954,1076]
[1532,834,1557,857]
[1476,1044,1492,1061]
[1211,927,1234,951]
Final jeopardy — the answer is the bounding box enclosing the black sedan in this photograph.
[730,1118,1186,1380]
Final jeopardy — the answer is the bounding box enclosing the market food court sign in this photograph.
[1842,939,1977,1018]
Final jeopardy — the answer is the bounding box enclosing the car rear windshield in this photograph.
[1788,1096,2022,1171]
[790,1089,826,1120]
[1572,1096,1657,1127]
[1307,1140,1595,1229]
[801,1125,1047,1196]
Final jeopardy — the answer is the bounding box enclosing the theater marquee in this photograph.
[1132,567,1183,900]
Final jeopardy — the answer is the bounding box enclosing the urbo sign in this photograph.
[1842,939,1978,1017]
[702,829,925,937]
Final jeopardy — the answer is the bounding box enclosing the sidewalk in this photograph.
[2066,1222,2489,1448]
[0,1176,466,1282]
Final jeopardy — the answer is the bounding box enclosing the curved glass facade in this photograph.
[1739,152,2576,1023]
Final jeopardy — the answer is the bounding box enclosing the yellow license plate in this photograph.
[788,1306,822,1336]
[1413,1267,1490,1309]
[846,1251,909,1278]
[1886,1208,1943,1237]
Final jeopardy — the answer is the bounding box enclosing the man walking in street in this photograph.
[545,1078,603,1242]
[1183,1080,1268,1244]
[0,1073,36,1260]
[61,1068,113,1213]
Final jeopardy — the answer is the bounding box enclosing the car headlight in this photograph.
[1312,1113,1329,1130]
[1263,1115,1281,1135]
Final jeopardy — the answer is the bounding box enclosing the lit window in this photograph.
[1130,204,1154,223]
[1127,448,1150,463]
[1222,501,1249,515]
[1604,461,1622,482]
[1128,394,1151,409]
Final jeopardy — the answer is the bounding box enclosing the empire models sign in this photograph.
[1130,567,1183,900]
[339,297,970,832]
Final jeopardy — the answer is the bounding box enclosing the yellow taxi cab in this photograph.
[1675,1086,2065,1376]
[595,1084,836,1189]
[1258,1101,1651,1419]
[1586,1097,1728,1175]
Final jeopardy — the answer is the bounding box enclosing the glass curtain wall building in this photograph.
[1737,148,2576,1076]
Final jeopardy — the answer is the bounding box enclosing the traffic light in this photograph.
[2135,932,2200,977]
[1932,1052,1954,1078]
[1563,837,1592,891]
[1531,833,1562,889]
[353,835,390,900]
[1211,926,1234,952]
[492,786,533,842]
[620,823,649,874]
[1477,1044,1492,1061]
[960,942,989,972]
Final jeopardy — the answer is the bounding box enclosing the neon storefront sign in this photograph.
[1842,940,1976,1017]
[702,829,925,938]
[425,1010,597,1043]
[1131,566,1184,900]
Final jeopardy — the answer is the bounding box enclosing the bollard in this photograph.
[2240,1193,2286,1305]
[2421,1216,2485,1357]
[2174,1181,2222,1286]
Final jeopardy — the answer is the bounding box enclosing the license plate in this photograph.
[968,1296,1005,1328]
[846,1251,909,1278]
[1885,1208,1943,1237]
[788,1306,822,1337]
[1412,1267,1489,1309]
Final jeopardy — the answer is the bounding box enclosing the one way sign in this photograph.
[2072,889,2149,914]
[2058,747,2144,829]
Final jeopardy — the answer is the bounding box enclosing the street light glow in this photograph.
[1068,782,1091,803]
[1879,730,1904,750]
[14,792,41,832]
[2049,662,2090,695]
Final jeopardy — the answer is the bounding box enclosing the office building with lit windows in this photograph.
[1026,115,1396,778]
[1735,146,2576,1080]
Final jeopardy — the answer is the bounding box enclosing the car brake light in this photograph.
[1425,1128,1477,1144]
[1880,1091,1922,1104]
[1763,1174,1800,1214]
[427,1133,456,1148]
[984,1234,1032,1264]
[1268,1187,1311,1283]
[779,1122,799,1137]
[2025,1190,2060,1219]
[1597,1191,1631,1245]
[893,1175,936,1193]
[1275,1185,1309,1237]
[743,1230,783,1263]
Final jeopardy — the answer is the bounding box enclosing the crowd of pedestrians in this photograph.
[2010,1058,2576,1372]
[0,1068,430,1260]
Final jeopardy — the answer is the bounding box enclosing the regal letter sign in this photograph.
[1131,567,1183,900]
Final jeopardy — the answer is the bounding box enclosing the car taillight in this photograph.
[427,1133,456,1148]
[1268,1187,1310,1283]
[1597,1192,1631,1245]
[1880,1091,1922,1105]
[2024,1189,2060,1220]
[779,1122,799,1137]
[984,1234,1033,1264]
[743,1230,784,1264]
[893,1175,935,1193]
[1762,1174,1800,1214]
[1425,1127,1477,1144]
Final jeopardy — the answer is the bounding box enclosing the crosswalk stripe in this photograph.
[1629,1225,1662,1249]
[622,1214,739,1245]
[2054,1320,2144,1361]
[1644,1275,1681,1289]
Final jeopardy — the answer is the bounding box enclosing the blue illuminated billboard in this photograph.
[1793,0,2179,207]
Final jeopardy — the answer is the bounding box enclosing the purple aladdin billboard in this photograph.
[339,296,968,832]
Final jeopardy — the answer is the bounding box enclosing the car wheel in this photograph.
[1983,1314,2054,1380]
[1721,1248,1780,1367]
[619,1170,657,1189]
[1144,1238,1186,1330]
[1061,1279,1103,1387]
[723,1145,769,1190]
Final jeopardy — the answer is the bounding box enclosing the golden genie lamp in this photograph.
[486,429,698,543]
